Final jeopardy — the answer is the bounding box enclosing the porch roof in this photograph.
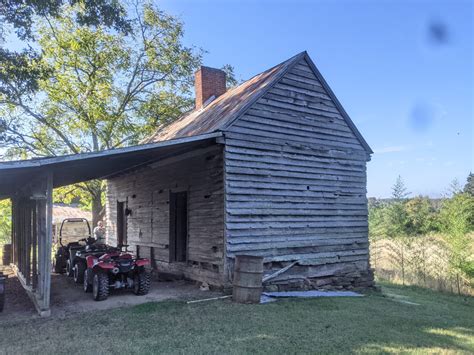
[0,132,221,200]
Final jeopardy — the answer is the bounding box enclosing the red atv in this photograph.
[83,246,151,301]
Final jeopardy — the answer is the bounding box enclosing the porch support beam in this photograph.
[10,172,53,317]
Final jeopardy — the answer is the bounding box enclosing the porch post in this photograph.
[36,172,52,315]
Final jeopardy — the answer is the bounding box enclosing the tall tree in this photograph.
[439,193,474,289]
[0,1,203,225]
[447,178,463,197]
[391,175,410,201]
[0,0,131,120]
[464,172,474,196]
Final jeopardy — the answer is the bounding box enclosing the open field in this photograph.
[0,282,472,354]
[371,235,474,296]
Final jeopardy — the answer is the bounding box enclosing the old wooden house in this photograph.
[105,51,374,290]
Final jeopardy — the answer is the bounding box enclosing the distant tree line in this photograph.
[369,173,474,293]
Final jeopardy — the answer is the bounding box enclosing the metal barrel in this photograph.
[2,244,12,266]
[232,255,264,304]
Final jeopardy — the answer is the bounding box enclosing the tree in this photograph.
[385,176,411,284]
[447,178,463,197]
[1,0,130,41]
[391,175,410,201]
[0,199,12,245]
[464,172,474,196]
[439,193,474,292]
[0,1,131,121]
[405,196,437,236]
[0,2,203,225]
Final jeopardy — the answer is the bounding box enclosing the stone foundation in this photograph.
[262,263,375,292]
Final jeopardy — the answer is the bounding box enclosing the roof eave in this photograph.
[0,132,223,170]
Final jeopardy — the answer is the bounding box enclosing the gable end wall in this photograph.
[223,58,373,291]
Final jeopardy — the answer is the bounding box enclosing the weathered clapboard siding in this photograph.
[106,145,225,285]
[224,57,371,287]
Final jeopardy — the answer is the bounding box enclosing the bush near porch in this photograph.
[0,282,472,354]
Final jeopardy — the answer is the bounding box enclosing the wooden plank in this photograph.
[229,125,364,151]
[227,226,368,238]
[225,134,369,161]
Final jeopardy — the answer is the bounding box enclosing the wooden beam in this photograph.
[149,145,219,169]
[41,173,53,313]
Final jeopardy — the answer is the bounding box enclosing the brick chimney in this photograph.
[195,66,227,109]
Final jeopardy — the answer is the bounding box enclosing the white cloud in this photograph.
[374,145,410,154]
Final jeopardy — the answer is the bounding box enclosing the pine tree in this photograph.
[391,175,410,201]
[464,172,474,196]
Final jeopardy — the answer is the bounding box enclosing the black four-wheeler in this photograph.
[53,218,92,274]
[83,245,151,301]
[72,242,111,284]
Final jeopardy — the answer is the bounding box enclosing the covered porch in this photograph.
[0,132,221,316]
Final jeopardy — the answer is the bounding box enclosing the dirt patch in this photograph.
[0,266,37,321]
[1,266,223,321]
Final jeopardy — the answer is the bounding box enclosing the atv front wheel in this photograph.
[92,273,109,301]
[73,262,85,284]
[133,270,151,295]
[83,269,92,293]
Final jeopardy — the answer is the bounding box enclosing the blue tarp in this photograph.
[261,290,363,303]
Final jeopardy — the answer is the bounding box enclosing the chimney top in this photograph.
[195,66,227,109]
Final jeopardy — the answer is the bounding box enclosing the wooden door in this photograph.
[169,191,188,262]
[117,201,128,246]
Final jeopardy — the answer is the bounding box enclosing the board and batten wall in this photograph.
[105,145,226,285]
[223,57,373,290]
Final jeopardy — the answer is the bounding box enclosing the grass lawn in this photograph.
[0,282,473,354]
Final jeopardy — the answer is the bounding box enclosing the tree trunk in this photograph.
[91,191,104,228]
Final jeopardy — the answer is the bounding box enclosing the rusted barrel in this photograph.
[2,244,12,266]
[233,255,264,304]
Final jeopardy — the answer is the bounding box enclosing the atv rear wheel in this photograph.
[133,270,151,295]
[83,269,92,293]
[66,259,74,277]
[53,258,64,274]
[92,273,109,301]
[73,262,85,284]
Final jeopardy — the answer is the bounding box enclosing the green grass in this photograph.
[0,283,473,354]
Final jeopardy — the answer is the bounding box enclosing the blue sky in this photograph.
[160,0,473,198]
